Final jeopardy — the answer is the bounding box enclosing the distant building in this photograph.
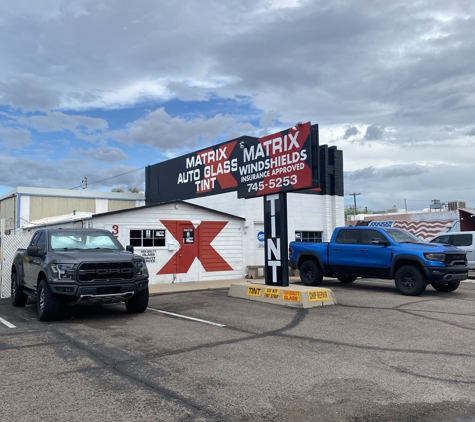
[346,201,475,240]
[0,186,145,233]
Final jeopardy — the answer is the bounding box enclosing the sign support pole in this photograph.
[264,192,289,287]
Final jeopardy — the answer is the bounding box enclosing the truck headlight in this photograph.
[423,253,445,262]
[134,260,148,277]
[51,263,76,280]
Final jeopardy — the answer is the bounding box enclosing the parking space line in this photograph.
[0,317,16,329]
[147,307,225,327]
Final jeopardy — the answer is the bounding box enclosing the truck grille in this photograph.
[444,254,467,266]
[77,262,135,282]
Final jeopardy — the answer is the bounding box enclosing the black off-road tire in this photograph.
[37,279,62,321]
[337,275,357,284]
[431,281,460,292]
[11,272,28,307]
[394,265,427,296]
[125,288,149,313]
[299,260,323,286]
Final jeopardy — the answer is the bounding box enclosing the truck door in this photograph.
[24,231,46,290]
[329,229,361,275]
[358,229,392,277]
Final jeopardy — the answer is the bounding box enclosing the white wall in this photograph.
[187,192,345,265]
[92,202,245,284]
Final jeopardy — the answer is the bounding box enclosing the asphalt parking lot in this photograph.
[1,278,475,422]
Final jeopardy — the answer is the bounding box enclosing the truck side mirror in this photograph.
[27,245,40,256]
[126,245,134,253]
[371,239,390,246]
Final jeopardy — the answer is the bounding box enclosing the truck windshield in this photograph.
[385,229,422,244]
[50,231,123,251]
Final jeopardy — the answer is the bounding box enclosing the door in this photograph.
[178,222,200,281]
[24,231,46,290]
[358,229,392,277]
[329,229,361,275]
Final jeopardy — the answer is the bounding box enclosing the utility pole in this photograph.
[349,192,361,217]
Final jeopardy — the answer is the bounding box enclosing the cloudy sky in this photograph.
[1,0,474,212]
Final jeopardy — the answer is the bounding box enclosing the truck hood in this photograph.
[48,250,136,263]
[396,242,464,253]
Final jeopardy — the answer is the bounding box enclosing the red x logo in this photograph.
[198,141,238,194]
[157,220,233,274]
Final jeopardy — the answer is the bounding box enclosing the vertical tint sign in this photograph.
[264,193,289,286]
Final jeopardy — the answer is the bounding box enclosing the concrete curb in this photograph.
[228,282,337,308]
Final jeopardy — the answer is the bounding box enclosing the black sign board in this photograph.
[264,193,289,286]
[145,123,319,204]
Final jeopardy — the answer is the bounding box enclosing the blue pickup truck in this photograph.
[289,226,469,296]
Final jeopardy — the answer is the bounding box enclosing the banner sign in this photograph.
[145,122,318,204]
[237,122,315,198]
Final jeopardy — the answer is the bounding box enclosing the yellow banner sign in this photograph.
[264,288,280,299]
[282,290,301,302]
[247,286,263,297]
[308,290,329,301]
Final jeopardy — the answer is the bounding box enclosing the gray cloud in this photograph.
[343,126,359,139]
[467,127,475,136]
[123,107,255,151]
[0,126,31,148]
[364,125,384,141]
[0,75,61,111]
[346,164,428,182]
[27,112,108,132]
[73,147,128,162]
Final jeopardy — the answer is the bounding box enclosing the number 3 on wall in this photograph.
[112,225,119,237]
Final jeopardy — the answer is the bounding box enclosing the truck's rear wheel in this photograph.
[431,281,460,292]
[394,265,427,296]
[337,276,357,284]
[299,260,323,286]
[37,279,61,321]
[125,288,149,313]
[11,272,28,307]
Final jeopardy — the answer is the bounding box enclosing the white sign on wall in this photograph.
[139,249,157,263]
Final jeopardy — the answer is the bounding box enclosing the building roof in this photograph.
[0,186,144,201]
[92,199,246,221]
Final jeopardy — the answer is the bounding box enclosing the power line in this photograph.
[69,167,145,190]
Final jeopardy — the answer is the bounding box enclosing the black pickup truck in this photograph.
[11,228,149,321]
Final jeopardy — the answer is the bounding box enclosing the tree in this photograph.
[111,187,142,193]
[345,205,371,220]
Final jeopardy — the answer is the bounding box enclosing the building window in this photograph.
[295,231,323,243]
[129,229,166,247]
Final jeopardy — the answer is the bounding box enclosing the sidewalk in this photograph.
[148,277,303,295]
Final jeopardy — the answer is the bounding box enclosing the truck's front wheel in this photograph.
[11,272,28,307]
[299,260,323,286]
[37,279,61,321]
[394,265,427,296]
[125,288,149,313]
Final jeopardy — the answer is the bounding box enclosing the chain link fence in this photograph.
[1,219,33,298]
